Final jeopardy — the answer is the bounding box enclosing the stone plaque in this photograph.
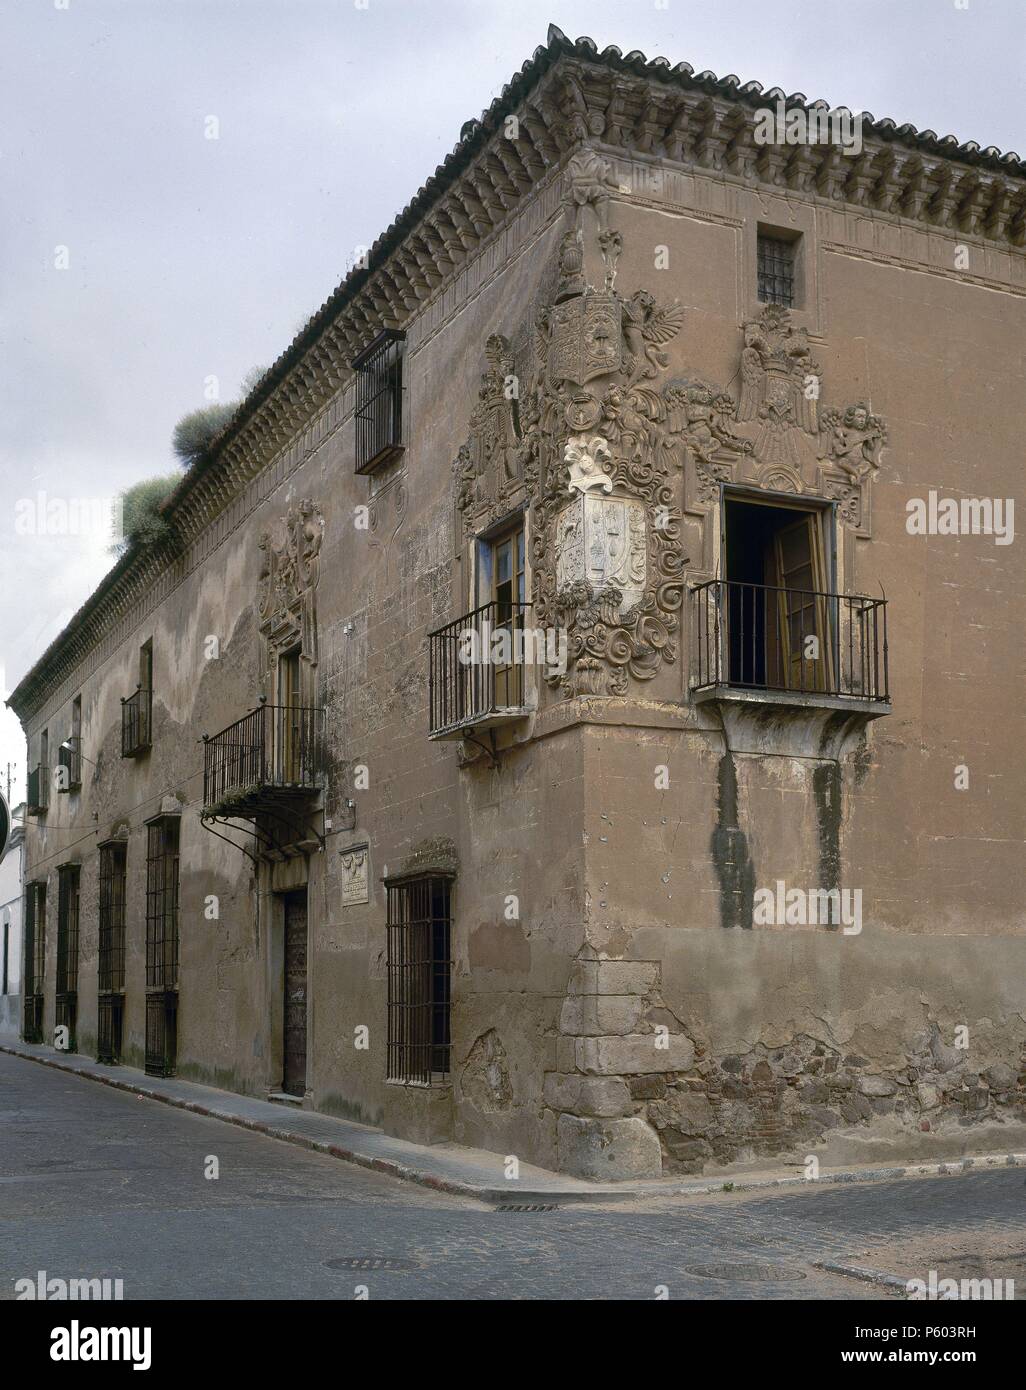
[556,493,647,615]
[339,845,369,906]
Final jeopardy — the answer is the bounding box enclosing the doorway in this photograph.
[281,890,308,1097]
[723,495,834,692]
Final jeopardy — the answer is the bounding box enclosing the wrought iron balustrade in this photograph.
[202,701,323,811]
[121,685,152,757]
[26,764,49,815]
[57,737,82,790]
[429,600,532,739]
[691,579,889,703]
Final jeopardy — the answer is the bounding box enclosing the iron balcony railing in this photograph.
[57,737,82,791]
[26,764,49,815]
[121,685,152,757]
[202,700,323,810]
[429,600,531,738]
[691,579,889,703]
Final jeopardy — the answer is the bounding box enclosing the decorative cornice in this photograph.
[9,25,1025,720]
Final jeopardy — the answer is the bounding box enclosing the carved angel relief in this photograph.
[258,498,324,665]
[453,334,523,538]
[677,306,887,538]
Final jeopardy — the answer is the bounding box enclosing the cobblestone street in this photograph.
[3,1052,1023,1301]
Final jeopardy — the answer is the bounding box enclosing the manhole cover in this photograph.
[495,1204,558,1213]
[324,1257,419,1271]
[687,1262,806,1282]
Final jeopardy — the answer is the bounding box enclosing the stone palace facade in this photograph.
[8,27,1025,1177]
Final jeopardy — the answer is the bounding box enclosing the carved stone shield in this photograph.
[548,292,622,385]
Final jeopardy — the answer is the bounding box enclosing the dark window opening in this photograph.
[99,841,127,1061]
[58,696,83,791]
[99,842,127,993]
[22,881,46,1042]
[386,876,452,1084]
[145,816,179,1076]
[145,817,179,990]
[724,497,832,692]
[353,330,405,474]
[122,641,153,757]
[56,865,80,1052]
[757,232,797,307]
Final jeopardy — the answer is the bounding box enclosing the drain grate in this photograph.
[687,1262,806,1282]
[324,1257,419,1272]
[495,1203,558,1213]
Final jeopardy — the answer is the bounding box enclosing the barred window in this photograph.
[99,842,127,994]
[353,330,405,474]
[386,875,452,1084]
[757,232,797,307]
[146,817,180,990]
[56,866,80,995]
[23,882,45,996]
[23,881,46,1043]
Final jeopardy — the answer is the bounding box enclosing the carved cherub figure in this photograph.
[821,402,887,479]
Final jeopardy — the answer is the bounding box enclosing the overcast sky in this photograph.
[1,0,1023,789]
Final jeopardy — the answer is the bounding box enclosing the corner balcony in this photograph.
[202,700,323,818]
[429,601,533,740]
[690,579,890,719]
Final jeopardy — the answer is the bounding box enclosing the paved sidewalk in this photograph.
[3,1038,1024,1204]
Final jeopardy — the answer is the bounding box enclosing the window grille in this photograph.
[22,882,45,1042]
[121,686,152,757]
[97,993,124,1065]
[99,842,127,994]
[99,842,127,1063]
[353,330,405,474]
[26,764,49,814]
[386,875,452,1084]
[757,233,796,307]
[145,991,177,1077]
[56,866,80,995]
[145,817,179,990]
[57,738,82,791]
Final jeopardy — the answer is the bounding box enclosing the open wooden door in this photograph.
[770,513,831,691]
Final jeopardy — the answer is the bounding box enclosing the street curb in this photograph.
[814,1260,911,1293]
[4,1041,1025,1205]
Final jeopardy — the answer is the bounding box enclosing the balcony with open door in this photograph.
[691,495,890,716]
[430,522,533,740]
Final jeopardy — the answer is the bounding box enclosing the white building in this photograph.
[0,802,25,1037]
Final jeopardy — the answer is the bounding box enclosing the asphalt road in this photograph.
[2,1050,1023,1301]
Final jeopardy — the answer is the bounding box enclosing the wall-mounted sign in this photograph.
[339,845,369,905]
